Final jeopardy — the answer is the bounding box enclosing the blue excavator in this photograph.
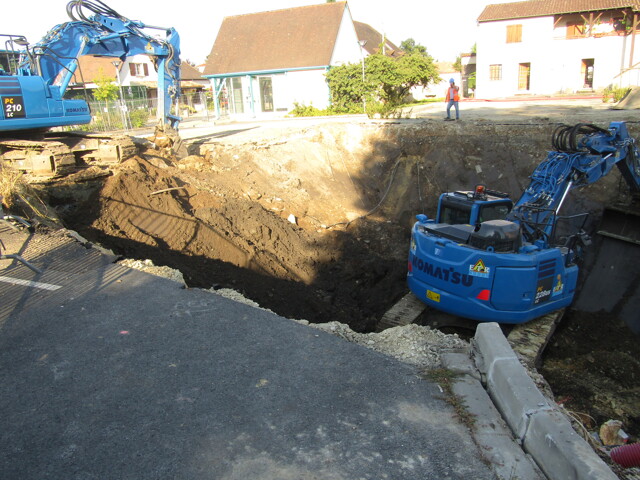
[408,122,640,324]
[0,0,181,177]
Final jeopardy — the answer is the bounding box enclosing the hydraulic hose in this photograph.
[67,0,123,23]
[551,123,609,152]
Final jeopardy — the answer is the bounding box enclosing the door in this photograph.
[259,77,274,112]
[231,77,244,114]
[582,59,594,88]
[518,63,531,91]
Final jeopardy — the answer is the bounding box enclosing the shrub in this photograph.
[603,85,630,103]
[289,102,336,117]
[129,109,150,128]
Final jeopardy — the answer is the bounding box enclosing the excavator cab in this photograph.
[0,35,26,75]
[436,185,513,225]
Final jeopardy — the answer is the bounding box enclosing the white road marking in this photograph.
[0,275,62,291]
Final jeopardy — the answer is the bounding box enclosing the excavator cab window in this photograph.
[0,35,26,75]
[478,202,512,223]
[440,204,472,225]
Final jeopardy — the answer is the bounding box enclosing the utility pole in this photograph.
[112,60,130,130]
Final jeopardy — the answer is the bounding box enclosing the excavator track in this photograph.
[375,292,427,332]
[0,132,137,180]
[506,309,564,368]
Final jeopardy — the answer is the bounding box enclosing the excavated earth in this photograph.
[41,116,640,441]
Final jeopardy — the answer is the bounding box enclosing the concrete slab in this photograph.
[0,228,495,479]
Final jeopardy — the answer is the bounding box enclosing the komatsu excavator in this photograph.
[0,0,181,179]
[408,122,640,324]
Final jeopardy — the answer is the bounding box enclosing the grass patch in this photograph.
[421,367,477,431]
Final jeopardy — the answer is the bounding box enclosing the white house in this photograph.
[475,0,640,98]
[203,2,365,119]
[70,55,205,110]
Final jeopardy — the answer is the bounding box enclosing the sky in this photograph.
[3,0,516,65]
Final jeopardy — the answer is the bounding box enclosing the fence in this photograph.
[73,91,212,133]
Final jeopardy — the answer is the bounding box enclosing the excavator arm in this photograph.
[509,122,640,244]
[6,0,181,130]
[0,1,182,179]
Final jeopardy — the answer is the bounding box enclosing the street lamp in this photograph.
[112,60,129,130]
[358,40,367,113]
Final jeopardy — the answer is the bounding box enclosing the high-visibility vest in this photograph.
[446,85,460,102]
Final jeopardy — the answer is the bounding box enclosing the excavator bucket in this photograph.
[597,206,640,245]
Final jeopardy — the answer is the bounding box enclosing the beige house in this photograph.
[204,2,389,119]
[475,0,640,98]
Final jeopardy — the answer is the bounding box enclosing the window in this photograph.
[489,64,502,81]
[231,77,244,114]
[259,77,274,112]
[129,63,149,77]
[506,24,522,43]
[478,203,512,223]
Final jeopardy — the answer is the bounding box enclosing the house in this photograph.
[475,0,640,98]
[203,2,366,119]
[68,56,205,110]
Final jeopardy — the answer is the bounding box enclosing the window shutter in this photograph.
[129,63,136,76]
[506,24,522,43]
[143,63,149,76]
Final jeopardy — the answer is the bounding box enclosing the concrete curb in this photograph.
[473,322,617,480]
[441,351,546,480]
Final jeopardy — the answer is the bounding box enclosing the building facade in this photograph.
[476,0,640,98]
[203,2,365,119]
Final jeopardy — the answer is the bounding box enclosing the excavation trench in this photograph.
[44,120,640,436]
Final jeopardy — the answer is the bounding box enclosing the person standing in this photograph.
[444,78,460,121]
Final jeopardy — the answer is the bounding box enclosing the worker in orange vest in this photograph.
[444,78,460,121]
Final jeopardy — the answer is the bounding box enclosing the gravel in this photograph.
[123,259,468,369]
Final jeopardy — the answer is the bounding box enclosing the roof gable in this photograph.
[180,61,203,81]
[204,2,347,76]
[479,0,640,22]
[353,21,402,58]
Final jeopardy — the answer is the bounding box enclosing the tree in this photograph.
[326,52,440,112]
[400,38,428,57]
[453,56,462,73]
[92,70,119,102]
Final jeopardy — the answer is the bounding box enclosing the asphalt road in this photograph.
[0,225,495,479]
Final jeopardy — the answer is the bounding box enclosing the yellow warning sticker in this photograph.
[426,289,440,302]
[469,259,490,278]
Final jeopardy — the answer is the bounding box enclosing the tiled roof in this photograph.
[71,56,121,84]
[180,61,203,81]
[204,2,347,76]
[353,21,402,58]
[478,0,640,22]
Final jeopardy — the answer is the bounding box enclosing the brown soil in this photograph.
[46,119,640,442]
[57,142,411,332]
